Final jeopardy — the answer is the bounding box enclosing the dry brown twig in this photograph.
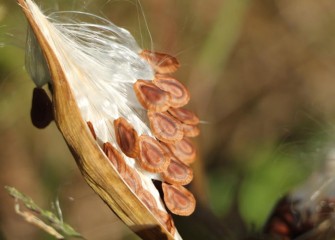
[17,0,200,239]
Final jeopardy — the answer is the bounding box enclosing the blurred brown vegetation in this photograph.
[1,0,335,239]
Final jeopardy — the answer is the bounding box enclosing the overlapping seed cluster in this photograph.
[86,50,199,234]
[265,197,335,239]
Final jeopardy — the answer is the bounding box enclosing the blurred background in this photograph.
[1,0,335,239]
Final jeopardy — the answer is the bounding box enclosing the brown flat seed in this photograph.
[87,121,97,140]
[140,50,180,74]
[162,183,196,216]
[137,188,158,212]
[114,117,139,158]
[121,167,142,194]
[31,87,53,129]
[182,123,200,138]
[165,138,196,165]
[148,111,183,144]
[155,210,176,236]
[103,142,127,174]
[162,157,193,185]
[133,80,170,112]
[158,141,173,157]
[153,75,190,108]
[138,135,170,173]
[168,107,199,125]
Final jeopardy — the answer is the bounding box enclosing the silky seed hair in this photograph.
[23,0,199,238]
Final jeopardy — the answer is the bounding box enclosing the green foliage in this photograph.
[5,186,83,239]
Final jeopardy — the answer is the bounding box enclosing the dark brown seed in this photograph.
[147,111,183,143]
[162,157,193,185]
[87,121,97,140]
[31,87,53,129]
[140,50,180,74]
[103,142,127,174]
[114,117,139,158]
[168,107,199,125]
[138,135,170,173]
[153,75,190,108]
[133,80,170,112]
[162,183,196,216]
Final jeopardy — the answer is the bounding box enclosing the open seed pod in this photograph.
[18,0,199,239]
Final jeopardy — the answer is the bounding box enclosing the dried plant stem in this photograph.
[17,0,175,239]
[5,186,82,239]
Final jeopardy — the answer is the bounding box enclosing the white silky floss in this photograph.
[23,0,179,236]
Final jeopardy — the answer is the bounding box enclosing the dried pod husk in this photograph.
[18,1,177,239]
[140,50,180,74]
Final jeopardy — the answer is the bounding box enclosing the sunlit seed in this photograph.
[154,75,190,108]
[165,138,196,165]
[114,117,139,158]
[138,135,170,173]
[182,123,200,138]
[162,157,193,185]
[148,111,183,143]
[133,80,170,112]
[140,50,180,74]
[168,107,199,125]
[162,183,196,216]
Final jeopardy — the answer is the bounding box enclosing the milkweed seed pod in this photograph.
[264,150,335,240]
[18,0,199,239]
